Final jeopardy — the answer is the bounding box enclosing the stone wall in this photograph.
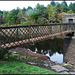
[62,14,75,23]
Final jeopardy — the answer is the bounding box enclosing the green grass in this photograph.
[0,60,60,74]
[63,66,71,69]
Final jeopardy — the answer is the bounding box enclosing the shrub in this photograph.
[4,23,9,26]
[0,48,9,60]
[23,22,29,25]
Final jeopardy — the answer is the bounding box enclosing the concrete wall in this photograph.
[62,14,75,23]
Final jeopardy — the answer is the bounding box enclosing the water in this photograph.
[20,38,64,63]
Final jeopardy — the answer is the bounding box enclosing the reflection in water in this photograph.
[50,52,63,63]
[20,38,64,63]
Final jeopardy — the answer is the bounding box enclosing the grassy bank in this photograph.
[0,60,60,74]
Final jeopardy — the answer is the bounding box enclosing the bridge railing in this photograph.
[0,23,75,49]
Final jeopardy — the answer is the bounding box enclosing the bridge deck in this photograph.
[0,31,72,49]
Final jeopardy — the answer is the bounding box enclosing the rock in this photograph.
[44,64,49,67]
[23,50,50,60]
[60,71,70,74]
[67,61,75,65]
[72,69,75,71]
[69,72,75,74]
[43,60,51,66]
[9,47,50,60]
[28,62,36,65]
[62,63,72,66]
[13,51,17,54]
[51,65,69,72]
[9,50,17,54]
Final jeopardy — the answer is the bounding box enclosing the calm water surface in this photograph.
[20,38,64,63]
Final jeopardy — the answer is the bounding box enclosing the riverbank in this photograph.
[8,47,75,74]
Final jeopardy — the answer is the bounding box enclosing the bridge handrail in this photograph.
[0,23,75,29]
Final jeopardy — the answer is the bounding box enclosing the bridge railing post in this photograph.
[16,28,19,40]
[49,25,52,35]
[65,23,69,31]
[28,25,30,44]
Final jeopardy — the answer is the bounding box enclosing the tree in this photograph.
[0,10,3,24]
[55,2,63,13]
[62,0,68,6]
[69,3,75,13]
[47,5,56,23]
[6,8,20,25]
[0,10,3,15]
[0,15,2,24]
[35,3,48,24]
[35,3,47,15]
[67,10,74,14]
[58,12,67,23]
[17,9,23,24]
[54,13,60,23]
[61,1,69,12]
[50,0,56,6]
[27,6,33,11]
[22,7,26,12]
[26,3,47,24]
[27,9,34,16]
[3,11,9,24]
[27,9,35,24]
[69,2,73,10]
[22,7,26,15]
[72,3,75,13]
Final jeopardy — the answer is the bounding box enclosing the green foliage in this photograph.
[27,6,33,11]
[37,18,47,24]
[61,2,69,13]
[63,66,71,69]
[17,9,23,24]
[67,10,74,14]
[0,49,9,60]
[27,9,34,16]
[23,22,29,25]
[3,11,9,23]
[4,23,9,26]
[0,10,3,15]
[34,8,39,15]
[69,2,73,10]
[47,5,56,23]
[62,0,68,6]
[50,0,56,6]
[22,7,26,12]
[1,1,75,26]
[69,3,75,13]
[0,13,2,15]
[36,3,47,15]
[27,3,47,24]
[55,2,63,13]
[58,12,67,23]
